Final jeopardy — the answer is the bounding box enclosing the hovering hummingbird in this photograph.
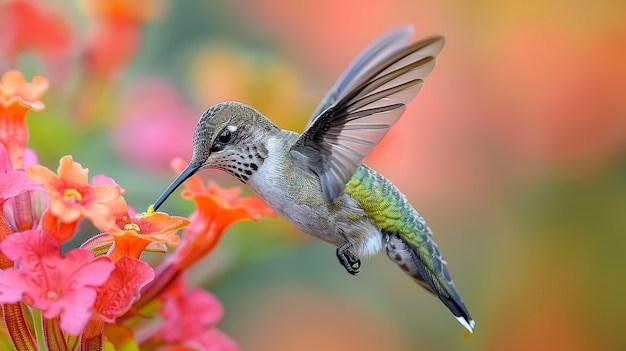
[153,26,475,333]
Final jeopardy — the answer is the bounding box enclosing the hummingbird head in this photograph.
[153,101,278,210]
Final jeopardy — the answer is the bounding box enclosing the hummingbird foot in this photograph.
[336,242,361,275]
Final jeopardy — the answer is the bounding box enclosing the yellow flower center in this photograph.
[63,188,82,202]
[124,223,140,233]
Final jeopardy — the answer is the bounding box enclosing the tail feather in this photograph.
[385,233,475,333]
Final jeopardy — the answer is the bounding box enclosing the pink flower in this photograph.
[0,143,43,200]
[0,230,115,335]
[158,276,238,351]
[93,256,154,322]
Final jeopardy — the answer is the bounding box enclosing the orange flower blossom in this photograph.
[166,157,275,270]
[104,196,190,262]
[0,70,48,170]
[26,155,121,242]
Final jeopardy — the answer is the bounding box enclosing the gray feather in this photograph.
[291,29,445,203]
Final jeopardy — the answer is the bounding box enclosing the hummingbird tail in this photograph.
[385,233,475,333]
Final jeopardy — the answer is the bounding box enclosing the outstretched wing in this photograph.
[304,26,414,130]
[291,28,445,203]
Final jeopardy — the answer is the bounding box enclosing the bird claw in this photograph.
[337,242,361,275]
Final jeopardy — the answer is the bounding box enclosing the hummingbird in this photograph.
[153,26,475,333]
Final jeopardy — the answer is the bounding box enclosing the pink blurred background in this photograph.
[3,0,626,349]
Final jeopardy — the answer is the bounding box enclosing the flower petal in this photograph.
[0,269,30,303]
[94,257,154,322]
[0,229,60,268]
[69,255,115,287]
[56,156,88,185]
[0,230,115,336]
[57,288,98,336]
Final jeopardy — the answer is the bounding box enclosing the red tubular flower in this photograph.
[131,158,274,310]
[27,155,122,242]
[77,0,165,78]
[0,1,73,65]
[0,70,48,170]
[167,158,275,271]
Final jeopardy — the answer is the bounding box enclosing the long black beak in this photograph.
[153,162,202,211]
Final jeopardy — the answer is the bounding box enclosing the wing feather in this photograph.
[292,28,445,202]
[306,26,414,128]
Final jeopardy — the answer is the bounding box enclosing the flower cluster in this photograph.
[0,70,274,350]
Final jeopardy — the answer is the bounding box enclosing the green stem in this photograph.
[31,309,46,351]
[0,333,17,351]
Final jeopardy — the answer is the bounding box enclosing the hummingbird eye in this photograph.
[217,126,236,144]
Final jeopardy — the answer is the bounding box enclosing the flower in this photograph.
[0,141,45,254]
[0,209,11,270]
[0,143,43,200]
[0,70,48,170]
[0,230,115,336]
[153,275,238,350]
[77,0,165,78]
[82,20,142,78]
[131,158,275,310]
[166,158,275,270]
[103,196,189,261]
[93,256,154,322]
[0,1,73,65]
[27,155,121,241]
[77,0,165,22]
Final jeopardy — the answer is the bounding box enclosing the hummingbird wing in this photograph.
[305,26,413,129]
[291,29,445,203]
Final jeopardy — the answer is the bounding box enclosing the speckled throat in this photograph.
[213,143,267,183]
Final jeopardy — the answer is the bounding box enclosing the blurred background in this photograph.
[2,0,626,349]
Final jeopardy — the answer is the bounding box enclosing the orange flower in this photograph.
[77,0,164,78]
[106,197,189,262]
[26,155,121,242]
[0,70,48,169]
[82,20,142,78]
[77,0,165,23]
[167,158,275,270]
[0,1,73,65]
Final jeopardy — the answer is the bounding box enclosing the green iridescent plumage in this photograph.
[346,165,428,241]
[345,165,443,280]
[346,165,471,324]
